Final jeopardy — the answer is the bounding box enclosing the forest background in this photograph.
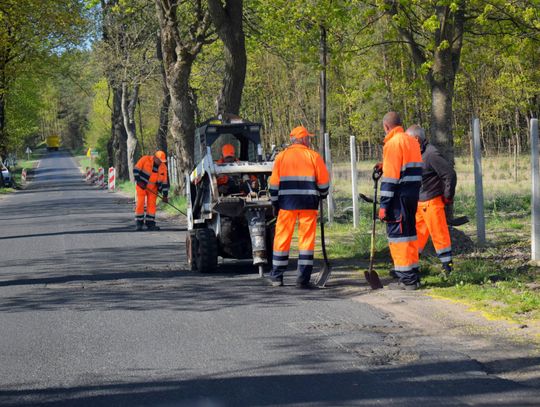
[0,0,539,187]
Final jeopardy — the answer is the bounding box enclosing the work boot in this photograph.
[135,220,144,231]
[145,220,160,231]
[389,269,398,279]
[442,262,453,277]
[295,281,317,290]
[387,281,420,291]
[270,277,283,287]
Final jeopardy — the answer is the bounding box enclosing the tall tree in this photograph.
[208,0,246,115]
[0,0,86,185]
[382,0,540,163]
[155,0,215,188]
[155,29,170,154]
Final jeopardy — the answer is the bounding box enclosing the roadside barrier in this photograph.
[85,167,91,182]
[21,168,27,184]
[90,168,96,184]
[98,167,105,188]
[108,167,115,192]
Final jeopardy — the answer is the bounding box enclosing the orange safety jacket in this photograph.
[269,144,330,210]
[380,126,422,214]
[134,155,169,197]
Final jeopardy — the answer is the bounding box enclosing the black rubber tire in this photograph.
[195,228,218,273]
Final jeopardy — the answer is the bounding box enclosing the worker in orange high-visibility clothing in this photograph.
[216,143,259,195]
[269,126,330,289]
[377,112,423,290]
[406,125,456,276]
[215,144,238,194]
[133,150,169,231]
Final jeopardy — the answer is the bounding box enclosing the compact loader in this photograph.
[185,116,276,276]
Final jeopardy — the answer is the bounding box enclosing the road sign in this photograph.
[86,148,92,158]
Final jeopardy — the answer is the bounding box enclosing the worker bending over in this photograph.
[269,126,330,289]
[377,112,423,290]
[134,150,169,231]
[407,125,456,275]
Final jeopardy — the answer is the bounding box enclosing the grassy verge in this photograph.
[0,150,43,194]
[327,154,540,325]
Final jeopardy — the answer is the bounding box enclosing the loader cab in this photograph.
[194,118,263,164]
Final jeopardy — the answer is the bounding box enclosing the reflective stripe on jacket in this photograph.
[269,144,330,210]
[380,126,422,211]
[134,155,169,196]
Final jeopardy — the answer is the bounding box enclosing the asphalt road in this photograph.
[0,150,538,406]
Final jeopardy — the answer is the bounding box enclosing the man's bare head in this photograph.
[382,111,402,134]
[406,124,426,142]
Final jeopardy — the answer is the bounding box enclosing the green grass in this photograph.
[116,180,187,215]
[328,154,540,324]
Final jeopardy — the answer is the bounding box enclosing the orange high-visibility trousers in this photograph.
[271,209,317,284]
[416,195,452,265]
[135,185,158,222]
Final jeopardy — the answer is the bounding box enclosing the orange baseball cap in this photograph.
[155,150,167,163]
[290,126,314,139]
[222,144,235,158]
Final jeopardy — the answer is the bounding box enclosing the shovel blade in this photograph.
[364,269,383,290]
[448,215,469,227]
[315,263,332,287]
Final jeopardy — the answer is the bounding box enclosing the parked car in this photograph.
[1,165,12,187]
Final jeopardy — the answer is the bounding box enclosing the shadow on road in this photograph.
[1,358,539,406]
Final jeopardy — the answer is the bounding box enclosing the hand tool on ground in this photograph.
[144,187,187,216]
[314,198,331,287]
[365,169,384,289]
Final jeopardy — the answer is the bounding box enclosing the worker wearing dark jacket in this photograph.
[378,112,423,290]
[134,151,169,231]
[269,126,330,289]
[407,125,456,274]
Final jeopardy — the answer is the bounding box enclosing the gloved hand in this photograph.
[373,162,383,173]
[442,196,453,205]
[162,195,169,204]
[136,181,146,190]
[378,207,387,221]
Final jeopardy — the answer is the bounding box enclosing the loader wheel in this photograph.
[194,228,218,273]
[186,232,197,271]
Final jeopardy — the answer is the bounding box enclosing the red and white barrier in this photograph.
[108,167,115,192]
[85,167,91,182]
[90,168,96,184]
[97,167,105,188]
[21,169,27,184]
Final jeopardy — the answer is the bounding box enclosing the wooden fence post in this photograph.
[350,136,359,228]
[473,118,486,247]
[530,118,540,261]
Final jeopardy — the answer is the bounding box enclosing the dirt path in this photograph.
[355,288,540,388]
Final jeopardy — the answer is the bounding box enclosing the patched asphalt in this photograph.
[0,150,539,406]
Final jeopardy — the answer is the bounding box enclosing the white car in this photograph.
[1,165,12,187]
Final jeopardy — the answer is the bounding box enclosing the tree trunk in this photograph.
[0,92,5,188]
[112,86,128,180]
[121,82,139,182]
[168,60,196,190]
[429,79,455,165]
[319,24,327,153]
[208,0,246,115]
[156,0,213,192]
[156,30,169,154]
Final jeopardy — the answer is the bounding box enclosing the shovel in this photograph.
[365,170,384,289]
